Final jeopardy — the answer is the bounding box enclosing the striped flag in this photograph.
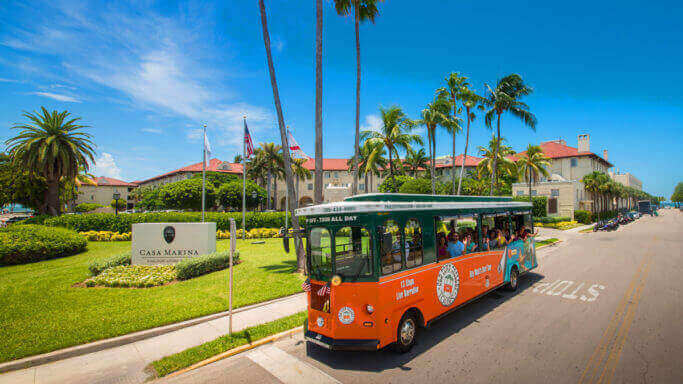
[301,278,311,292]
[203,128,211,164]
[317,282,331,296]
[287,129,310,159]
[244,119,254,158]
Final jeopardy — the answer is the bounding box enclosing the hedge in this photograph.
[513,196,548,217]
[81,231,131,241]
[379,175,413,193]
[44,211,300,233]
[88,252,131,275]
[75,203,104,213]
[534,216,571,224]
[176,251,240,280]
[574,210,592,224]
[0,225,87,265]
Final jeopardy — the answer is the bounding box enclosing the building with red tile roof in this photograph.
[75,176,139,211]
[137,158,243,187]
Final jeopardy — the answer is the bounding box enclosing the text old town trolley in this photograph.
[296,193,538,352]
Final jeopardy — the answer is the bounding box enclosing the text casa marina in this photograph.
[138,249,200,256]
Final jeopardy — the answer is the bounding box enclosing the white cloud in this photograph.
[92,152,122,179]
[0,78,18,83]
[361,114,382,132]
[141,127,163,134]
[29,91,80,102]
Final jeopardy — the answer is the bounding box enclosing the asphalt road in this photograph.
[158,209,683,384]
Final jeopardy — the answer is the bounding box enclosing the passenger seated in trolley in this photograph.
[447,233,465,257]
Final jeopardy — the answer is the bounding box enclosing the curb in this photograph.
[159,326,304,380]
[0,293,304,374]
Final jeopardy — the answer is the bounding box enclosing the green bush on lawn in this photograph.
[534,216,571,224]
[74,203,104,213]
[43,211,302,233]
[574,210,592,224]
[176,251,239,280]
[0,224,87,265]
[84,265,176,288]
[88,253,131,276]
[513,196,548,217]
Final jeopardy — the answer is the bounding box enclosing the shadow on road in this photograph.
[303,272,545,373]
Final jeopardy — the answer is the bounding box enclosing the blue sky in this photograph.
[0,0,681,197]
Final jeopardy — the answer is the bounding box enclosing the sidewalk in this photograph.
[0,293,307,384]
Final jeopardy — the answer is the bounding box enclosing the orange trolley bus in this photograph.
[296,193,537,352]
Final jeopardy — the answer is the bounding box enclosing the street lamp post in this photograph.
[113,192,121,216]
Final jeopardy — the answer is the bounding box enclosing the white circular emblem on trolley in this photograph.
[338,306,355,325]
[436,264,460,306]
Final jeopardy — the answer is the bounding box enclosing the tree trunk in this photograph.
[46,176,60,216]
[266,171,272,209]
[489,113,501,196]
[314,0,324,205]
[388,148,394,185]
[259,0,305,271]
[273,177,278,210]
[364,173,368,194]
[451,96,457,194]
[528,173,532,203]
[295,174,300,208]
[457,107,471,195]
[351,6,361,196]
[432,130,436,195]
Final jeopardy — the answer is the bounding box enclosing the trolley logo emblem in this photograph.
[163,226,175,244]
[338,306,355,325]
[436,264,459,306]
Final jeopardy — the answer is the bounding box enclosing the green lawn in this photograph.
[536,238,560,247]
[152,311,307,377]
[0,239,303,363]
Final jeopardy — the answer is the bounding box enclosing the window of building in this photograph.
[531,190,537,196]
[404,219,423,268]
[334,227,372,278]
[571,158,578,167]
[333,172,338,178]
[307,183,313,191]
[548,198,558,214]
[379,220,402,275]
[551,189,560,197]
[91,195,94,200]
[325,172,330,178]
[359,183,365,191]
[516,190,524,196]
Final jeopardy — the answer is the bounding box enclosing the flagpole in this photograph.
[202,124,206,222]
[242,116,247,240]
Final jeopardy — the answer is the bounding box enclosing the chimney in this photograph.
[577,134,590,153]
[603,150,608,161]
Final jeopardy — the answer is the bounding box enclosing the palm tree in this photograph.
[260,143,283,210]
[291,158,312,207]
[457,86,483,195]
[582,171,609,214]
[477,135,516,192]
[314,0,324,204]
[6,107,96,215]
[418,97,449,194]
[258,0,305,269]
[404,147,428,177]
[437,72,468,194]
[362,106,422,184]
[483,74,537,195]
[515,145,550,202]
[359,140,387,192]
[233,154,243,163]
[333,0,381,196]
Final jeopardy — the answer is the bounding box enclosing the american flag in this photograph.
[301,278,311,292]
[317,282,331,296]
[244,118,254,158]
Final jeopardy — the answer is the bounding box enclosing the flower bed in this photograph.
[81,231,131,241]
[84,265,176,288]
[82,228,281,241]
[536,220,581,230]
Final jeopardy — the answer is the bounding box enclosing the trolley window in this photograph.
[404,219,423,268]
[309,227,332,277]
[379,220,402,275]
[334,226,372,278]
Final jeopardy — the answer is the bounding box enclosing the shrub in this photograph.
[379,175,412,193]
[20,215,50,225]
[88,252,131,275]
[574,210,592,224]
[84,265,176,288]
[398,178,432,194]
[75,203,104,213]
[176,251,239,280]
[513,196,548,217]
[597,210,618,220]
[44,211,299,233]
[0,225,87,265]
[158,179,217,211]
[217,181,266,211]
[81,231,131,241]
[534,216,571,224]
[110,200,126,210]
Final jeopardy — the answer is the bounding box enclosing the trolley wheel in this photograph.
[394,312,417,353]
[506,267,519,291]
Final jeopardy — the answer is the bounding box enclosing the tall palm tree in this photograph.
[359,140,387,192]
[515,144,550,202]
[6,107,96,215]
[314,0,324,204]
[418,97,449,194]
[582,171,609,214]
[259,0,304,269]
[260,143,283,210]
[483,74,537,195]
[477,135,516,191]
[437,72,468,194]
[404,147,428,177]
[362,106,422,184]
[457,86,483,195]
[333,0,381,196]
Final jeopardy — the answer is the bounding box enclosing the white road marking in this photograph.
[247,345,341,384]
[532,280,605,302]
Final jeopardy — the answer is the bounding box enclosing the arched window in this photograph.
[379,220,402,275]
[404,219,423,268]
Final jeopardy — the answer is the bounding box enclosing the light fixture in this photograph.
[331,275,342,286]
[366,304,374,314]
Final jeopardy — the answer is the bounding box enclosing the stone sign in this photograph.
[132,222,216,265]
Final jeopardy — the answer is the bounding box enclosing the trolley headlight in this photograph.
[316,316,324,327]
[331,275,342,286]
[366,304,375,314]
